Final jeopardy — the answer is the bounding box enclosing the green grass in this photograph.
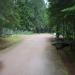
[0,35,21,50]
[4,35,20,43]
[15,31,34,35]
[23,31,33,34]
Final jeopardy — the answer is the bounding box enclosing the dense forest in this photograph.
[48,0,75,40]
[0,0,49,35]
[48,0,75,62]
[0,0,75,40]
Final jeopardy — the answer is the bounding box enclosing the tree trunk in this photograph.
[0,27,3,36]
[56,24,60,39]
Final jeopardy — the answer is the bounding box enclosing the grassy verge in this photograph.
[0,35,21,51]
[15,31,34,35]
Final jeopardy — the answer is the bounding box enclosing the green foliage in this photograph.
[62,5,75,12]
[0,0,49,34]
[48,0,75,39]
[16,0,49,32]
[0,0,20,32]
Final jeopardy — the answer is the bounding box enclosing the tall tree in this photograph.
[48,0,75,39]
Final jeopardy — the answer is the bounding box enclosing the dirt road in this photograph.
[0,34,69,75]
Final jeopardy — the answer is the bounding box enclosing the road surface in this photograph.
[0,34,69,75]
